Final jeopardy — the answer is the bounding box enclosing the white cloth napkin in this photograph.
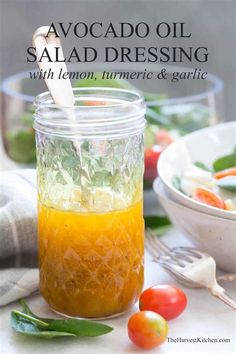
[0,169,39,306]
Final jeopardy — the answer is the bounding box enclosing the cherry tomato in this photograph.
[84,100,106,106]
[156,129,173,147]
[144,145,163,181]
[139,285,187,320]
[214,167,236,179]
[128,311,168,349]
[193,187,225,209]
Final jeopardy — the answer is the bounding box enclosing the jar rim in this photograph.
[33,87,146,139]
[34,87,144,109]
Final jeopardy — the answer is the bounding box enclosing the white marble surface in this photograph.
[0,229,235,354]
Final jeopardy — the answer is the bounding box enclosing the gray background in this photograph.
[0,0,236,121]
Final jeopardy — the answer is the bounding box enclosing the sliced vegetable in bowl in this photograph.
[174,147,236,212]
[217,176,236,193]
[214,167,236,180]
[193,187,226,210]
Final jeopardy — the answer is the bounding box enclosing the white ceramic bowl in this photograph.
[158,122,236,220]
[153,178,236,272]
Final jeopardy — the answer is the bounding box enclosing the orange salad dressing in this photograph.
[38,200,144,318]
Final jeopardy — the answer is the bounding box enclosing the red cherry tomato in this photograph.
[144,145,163,181]
[128,311,168,349]
[139,285,187,320]
[156,129,173,147]
[214,167,236,179]
[193,187,225,209]
[84,100,106,106]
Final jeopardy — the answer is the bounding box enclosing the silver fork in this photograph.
[145,229,236,310]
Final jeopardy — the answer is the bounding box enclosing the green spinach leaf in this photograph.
[11,300,113,339]
[194,161,211,172]
[47,319,113,337]
[213,147,236,172]
[12,310,48,328]
[11,311,75,338]
[172,175,182,191]
[144,215,171,235]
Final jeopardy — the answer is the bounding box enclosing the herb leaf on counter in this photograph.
[11,311,75,338]
[19,299,36,317]
[46,319,113,337]
[144,215,171,236]
[11,300,113,339]
[12,310,49,328]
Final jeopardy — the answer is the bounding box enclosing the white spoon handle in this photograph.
[32,26,74,107]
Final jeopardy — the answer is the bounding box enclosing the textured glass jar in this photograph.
[34,88,146,319]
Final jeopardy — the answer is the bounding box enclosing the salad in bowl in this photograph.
[158,122,236,220]
[175,148,236,212]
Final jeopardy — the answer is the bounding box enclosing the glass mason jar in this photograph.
[34,88,146,319]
